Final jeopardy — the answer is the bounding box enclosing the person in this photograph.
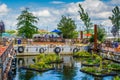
[30,39,33,45]
[27,39,30,45]
[114,42,119,48]
[3,37,8,46]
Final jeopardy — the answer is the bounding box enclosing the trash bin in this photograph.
[18,39,21,44]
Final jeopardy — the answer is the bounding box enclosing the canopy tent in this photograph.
[44,33,60,38]
[2,33,11,38]
[51,29,61,33]
[84,33,92,37]
[49,33,60,38]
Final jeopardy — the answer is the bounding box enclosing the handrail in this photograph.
[0,41,13,62]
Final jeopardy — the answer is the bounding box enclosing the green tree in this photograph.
[17,8,39,38]
[57,15,78,39]
[78,4,92,38]
[109,6,120,40]
[89,26,106,43]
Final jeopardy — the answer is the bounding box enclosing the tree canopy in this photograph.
[57,15,78,39]
[17,8,39,38]
[109,6,120,39]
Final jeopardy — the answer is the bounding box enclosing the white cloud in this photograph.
[1,0,119,31]
[32,0,115,31]
[66,3,79,14]
[101,20,112,27]
[50,1,65,4]
[0,4,9,15]
[81,0,109,12]
[33,10,51,17]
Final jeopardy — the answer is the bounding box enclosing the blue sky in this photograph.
[0,0,120,32]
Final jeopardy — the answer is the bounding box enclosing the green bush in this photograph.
[30,54,62,70]
[36,54,61,63]
[107,63,120,70]
[114,76,120,80]
[81,67,112,75]
[74,51,91,57]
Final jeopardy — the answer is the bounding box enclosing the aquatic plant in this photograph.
[73,50,91,57]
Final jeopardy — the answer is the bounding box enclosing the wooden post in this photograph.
[80,31,83,40]
[94,24,97,51]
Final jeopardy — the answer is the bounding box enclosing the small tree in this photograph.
[109,6,120,41]
[78,4,92,38]
[57,15,78,39]
[17,8,39,38]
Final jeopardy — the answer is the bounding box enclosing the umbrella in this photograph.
[84,33,92,37]
[51,29,61,33]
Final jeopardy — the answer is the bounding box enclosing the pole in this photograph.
[94,24,97,51]
[80,31,83,40]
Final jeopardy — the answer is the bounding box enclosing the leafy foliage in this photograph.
[78,4,92,37]
[17,8,39,38]
[30,54,62,70]
[89,26,106,43]
[57,15,78,39]
[36,54,61,63]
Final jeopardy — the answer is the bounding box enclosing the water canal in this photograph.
[13,55,115,80]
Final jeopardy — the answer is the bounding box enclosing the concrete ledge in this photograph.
[16,52,73,56]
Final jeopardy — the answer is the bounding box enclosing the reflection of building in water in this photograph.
[52,63,63,70]
[62,55,74,67]
[17,56,35,67]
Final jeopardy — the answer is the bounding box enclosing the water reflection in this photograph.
[13,55,114,80]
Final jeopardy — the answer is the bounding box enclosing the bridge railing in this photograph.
[0,41,15,80]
